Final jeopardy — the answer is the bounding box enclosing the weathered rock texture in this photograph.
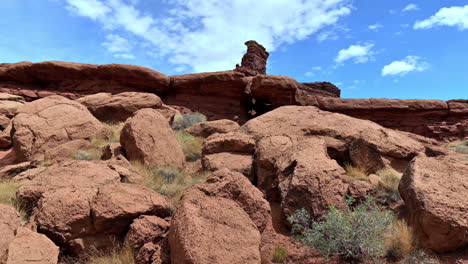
[120,109,185,168]
[6,227,59,264]
[11,95,109,162]
[235,40,269,76]
[399,154,468,252]
[75,92,163,123]
[0,205,21,264]
[184,119,240,138]
[0,61,170,99]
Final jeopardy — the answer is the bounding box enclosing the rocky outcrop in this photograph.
[169,169,270,264]
[11,96,109,162]
[0,205,21,263]
[120,109,185,168]
[184,119,240,138]
[298,82,340,97]
[76,92,163,123]
[6,227,59,264]
[235,40,269,76]
[0,61,170,99]
[399,154,468,252]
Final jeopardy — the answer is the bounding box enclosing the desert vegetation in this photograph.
[175,131,204,161]
[172,113,207,130]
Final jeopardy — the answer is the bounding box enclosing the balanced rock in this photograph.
[235,40,269,76]
[76,92,163,123]
[120,109,185,168]
[399,154,468,252]
[12,95,109,162]
[184,119,240,138]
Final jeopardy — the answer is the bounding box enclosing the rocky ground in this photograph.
[0,89,466,264]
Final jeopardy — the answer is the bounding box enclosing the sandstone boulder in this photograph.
[0,205,21,263]
[202,152,253,179]
[184,119,240,138]
[120,109,185,168]
[168,188,261,264]
[125,215,170,253]
[202,132,255,155]
[0,101,24,118]
[249,75,298,108]
[0,115,10,130]
[12,95,109,162]
[0,161,35,180]
[6,227,59,264]
[399,154,468,252]
[76,92,163,123]
[0,123,12,149]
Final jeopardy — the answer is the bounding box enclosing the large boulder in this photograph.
[0,205,21,263]
[184,119,240,138]
[11,95,109,162]
[120,109,185,168]
[6,227,59,264]
[76,92,163,123]
[399,154,468,252]
[202,152,253,179]
[0,93,24,118]
[168,188,261,264]
[202,132,255,155]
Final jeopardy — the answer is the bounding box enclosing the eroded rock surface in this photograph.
[6,227,59,264]
[235,40,269,76]
[184,119,240,138]
[0,205,21,264]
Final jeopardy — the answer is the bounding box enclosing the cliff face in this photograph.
[0,61,466,141]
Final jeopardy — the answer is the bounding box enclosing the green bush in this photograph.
[176,131,203,161]
[289,197,393,262]
[271,246,288,263]
[448,140,468,154]
[401,250,439,264]
[172,113,207,130]
[155,166,181,184]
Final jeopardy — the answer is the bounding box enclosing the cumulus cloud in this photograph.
[402,4,418,12]
[101,34,135,59]
[63,0,352,72]
[414,5,468,30]
[335,43,375,64]
[368,23,382,31]
[381,56,428,76]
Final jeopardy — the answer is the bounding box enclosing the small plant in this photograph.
[172,113,207,130]
[0,180,30,223]
[386,220,415,261]
[289,196,393,262]
[155,166,181,184]
[85,242,134,264]
[401,250,439,264]
[343,162,368,181]
[448,140,468,154]
[176,131,203,161]
[271,246,288,263]
[376,168,402,203]
[73,149,102,161]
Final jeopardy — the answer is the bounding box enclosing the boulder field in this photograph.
[0,61,466,141]
[0,90,465,263]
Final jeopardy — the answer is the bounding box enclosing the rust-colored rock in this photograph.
[249,75,298,109]
[298,82,341,97]
[399,154,468,252]
[76,92,163,123]
[120,109,185,168]
[125,215,170,253]
[202,132,255,155]
[6,227,59,264]
[0,123,12,149]
[0,61,170,99]
[11,95,109,162]
[168,188,261,264]
[0,205,21,264]
[202,152,253,179]
[235,40,269,76]
[184,119,240,138]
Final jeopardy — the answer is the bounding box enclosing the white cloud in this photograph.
[402,4,418,12]
[414,5,468,30]
[304,66,323,77]
[381,56,428,76]
[62,0,352,72]
[335,43,375,64]
[101,34,135,59]
[368,23,382,31]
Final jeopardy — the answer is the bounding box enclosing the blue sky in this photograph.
[1,0,467,100]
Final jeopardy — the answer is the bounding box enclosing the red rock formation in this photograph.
[235,40,269,76]
[298,82,341,97]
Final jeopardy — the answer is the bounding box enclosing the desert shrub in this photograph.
[401,250,439,264]
[73,149,102,161]
[448,140,468,154]
[376,168,402,203]
[386,220,415,261]
[343,162,368,181]
[131,161,209,206]
[84,242,134,264]
[289,196,393,262]
[271,246,288,263]
[172,113,207,130]
[176,131,203,161]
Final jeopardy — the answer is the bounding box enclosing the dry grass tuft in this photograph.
[271,245,288,263]
[376,168,402,202]
[344,163,368,181]
[86,245,134,264]
[130,161,208,206]
[386,220,416,261]
[73,122,124,161]
[175,131,204,161]
[0,179,29,222]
